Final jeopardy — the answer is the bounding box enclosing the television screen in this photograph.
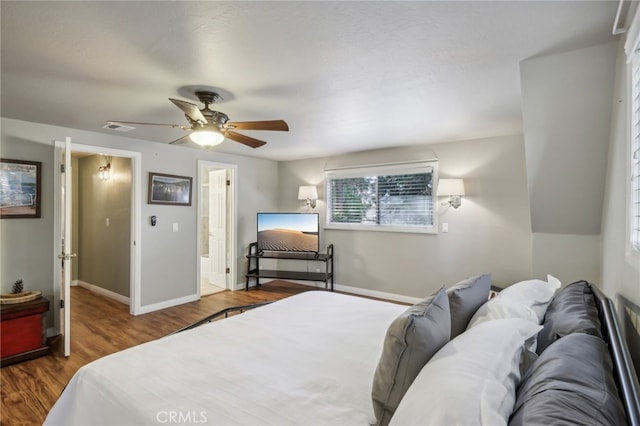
[257,212,319,253]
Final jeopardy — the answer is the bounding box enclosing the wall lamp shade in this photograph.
[438,178,465,208]
[298,185,318,209]
[190,130,225,147]
[98,156,113,181]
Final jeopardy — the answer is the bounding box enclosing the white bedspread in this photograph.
[45,291,405,425]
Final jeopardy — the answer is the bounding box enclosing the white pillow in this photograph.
[467,297,539,329]
[496,275,561,322]
[388,318,542,426]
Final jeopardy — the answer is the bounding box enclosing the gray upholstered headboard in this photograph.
[592,286,640,426]
[619,294,640,381]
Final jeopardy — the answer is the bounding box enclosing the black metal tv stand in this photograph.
[245,242,334,291]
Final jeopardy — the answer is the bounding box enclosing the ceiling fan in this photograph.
[108,91,289,148]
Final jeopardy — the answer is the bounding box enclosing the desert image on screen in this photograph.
[258,214,319,252]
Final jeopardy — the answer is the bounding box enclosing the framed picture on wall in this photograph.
[148,172,192,206]
[0,158,42,219]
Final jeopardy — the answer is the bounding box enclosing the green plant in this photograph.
[11,279,24,294]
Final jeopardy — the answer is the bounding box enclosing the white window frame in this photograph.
[627,5,640,255]
[324,161,438,234]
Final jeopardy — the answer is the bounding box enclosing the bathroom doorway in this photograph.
[197,161,237,295]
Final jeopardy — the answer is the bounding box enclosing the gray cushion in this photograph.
[509,333,626,426]
[447,274,492,338]
[371,287,450,426]
[536,280,602,354]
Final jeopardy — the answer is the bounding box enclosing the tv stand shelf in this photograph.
[245,242,334,291]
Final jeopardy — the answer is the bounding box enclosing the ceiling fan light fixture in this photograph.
[189,130,224,147]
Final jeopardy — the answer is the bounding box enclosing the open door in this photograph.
[208,169,227,287]
[54,137,74,357]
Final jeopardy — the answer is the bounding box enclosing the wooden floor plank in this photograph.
[0,281,312,426]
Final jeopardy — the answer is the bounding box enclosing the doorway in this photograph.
[54,140,142,355]
[197,161,237,295]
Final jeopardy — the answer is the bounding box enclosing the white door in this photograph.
[208,169,227,287]
[55,137,73,357]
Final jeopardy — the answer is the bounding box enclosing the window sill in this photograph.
[324,224,437,234]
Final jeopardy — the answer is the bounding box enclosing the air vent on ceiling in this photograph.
[103,122,135,132]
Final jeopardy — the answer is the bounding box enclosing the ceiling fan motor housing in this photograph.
[185,110,229,129]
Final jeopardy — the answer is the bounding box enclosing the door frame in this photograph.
[53,141,142,337]
[197,160,238,292]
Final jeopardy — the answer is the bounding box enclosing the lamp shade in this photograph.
[298,185,318,200]
[438,179,465,196]
[190,130,225,147]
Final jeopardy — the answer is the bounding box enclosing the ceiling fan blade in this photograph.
[225,120,289,131]
[168,134,191,145]
[169,98,207,124]
[224,130,267,148]
[107,120,188,130]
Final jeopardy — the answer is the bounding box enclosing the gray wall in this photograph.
[77,155,131,297]
[1,117,278,326]
[278,135,533,298]
[601,41,640,309]
[0,139,55,326]
[520,42,617,285]
[521,42,616,235]
[71,157,79,280]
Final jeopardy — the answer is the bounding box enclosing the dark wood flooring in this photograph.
[0,280,314,426]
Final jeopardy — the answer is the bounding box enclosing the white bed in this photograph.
[45,292,406,425]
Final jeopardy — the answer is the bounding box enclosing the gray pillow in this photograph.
[371,287,450,426]
[509,333,626,426]
[536,280,602,354]
[447,274,492,338]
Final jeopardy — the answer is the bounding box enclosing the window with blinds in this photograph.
[632,54,640,251]
[325,162,436,233]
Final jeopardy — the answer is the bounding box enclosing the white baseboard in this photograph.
[333,283,422,304]
[138,294,200,315]
[255,279,421,305]
[76,280,130,305]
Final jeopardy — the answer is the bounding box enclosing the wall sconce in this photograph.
[99,156,113,181]
[438,178,465,208]
[298,185,318,209]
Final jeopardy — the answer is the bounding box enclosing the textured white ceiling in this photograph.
[1,1,619,161]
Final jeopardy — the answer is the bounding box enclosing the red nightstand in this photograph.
[1,297,50,367]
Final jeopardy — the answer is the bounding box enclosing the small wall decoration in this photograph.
[0,158,42,218]
[148,172,192,206]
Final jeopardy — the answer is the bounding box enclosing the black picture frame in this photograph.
[0,158,42,219]
[148,172,192,206]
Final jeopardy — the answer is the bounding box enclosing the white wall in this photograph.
[0,117,279,325]
[278,135,533,299]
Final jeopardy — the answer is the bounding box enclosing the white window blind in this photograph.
[632,53,640,250]
[325,162,436,233]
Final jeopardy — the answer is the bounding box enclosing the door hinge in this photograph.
[226,267,230,274]
[60,164,65,173]
[60,299,65,309]
[226,180,230,186]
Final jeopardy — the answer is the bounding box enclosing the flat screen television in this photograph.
[257,212,319,254]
